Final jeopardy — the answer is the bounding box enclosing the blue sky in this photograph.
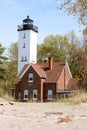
[0,0,84,48]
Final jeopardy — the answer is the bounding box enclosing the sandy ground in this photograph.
[0,98,87,130]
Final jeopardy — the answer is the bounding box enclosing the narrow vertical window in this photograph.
[18,92,21,100]
[23,43,25,48]
[23,33,26,38]
[33,90,37,100]
[22,56,23,61]
[48,90,52,100]
[21,56,24,62]
[25,56,27,61]
[24,90,29,100]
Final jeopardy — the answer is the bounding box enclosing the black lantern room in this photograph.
[17,15,38,32]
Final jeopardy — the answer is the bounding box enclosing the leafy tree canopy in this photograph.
[6,42,18,93]
[0,42,18,94]
[0,43,8,80]
[56,0,87,25]
[37,34,70,63]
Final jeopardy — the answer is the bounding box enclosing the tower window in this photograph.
[21,56,24,62]
[21,56,27,62]
[23,33,26,39]
[23,43,25,48]
[25,56,27,61]
[22,56,23,61]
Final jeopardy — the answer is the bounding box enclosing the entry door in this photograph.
[48,90,52,100]
[33,90,37,100]
[24,90,29,100]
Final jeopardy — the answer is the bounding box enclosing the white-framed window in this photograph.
[28,73,33,82]
[24,90,29,100]
[18,92,21,100]
[48,90,52,100]
[33,89,37,100]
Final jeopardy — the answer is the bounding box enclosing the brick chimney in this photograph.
[48,57,53,70]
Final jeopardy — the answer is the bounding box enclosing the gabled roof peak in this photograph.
[19,63,46,79]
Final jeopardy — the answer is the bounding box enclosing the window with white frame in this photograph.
[48,90,52,100]
[24,90,28,100]
[18,92,21,100]
[33,89,37,100]
[28,73,33,82]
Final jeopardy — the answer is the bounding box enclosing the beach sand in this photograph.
[0,99,87,130]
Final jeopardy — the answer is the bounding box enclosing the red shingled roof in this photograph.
[15,61,65,84]
[15,64,29,84]
[19,64,29,77]
[44,62,65,83]
[15,63,47,84]
[15,77,21,84]
[19,63,46,79]
[32,64,47,78]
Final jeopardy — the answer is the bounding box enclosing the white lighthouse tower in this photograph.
[17,16,38,75]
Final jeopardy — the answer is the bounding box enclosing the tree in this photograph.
[77,45,87,90]
[37,34,70,63]
[83,27,87,47]
[0,43,8,80]
[78,29,87,90]
[56,0,87,25]
[5,42,18,94]
[66,30,81,76]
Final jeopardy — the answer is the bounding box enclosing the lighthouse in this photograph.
[17,16,38,75]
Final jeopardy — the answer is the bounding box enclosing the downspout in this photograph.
[56,82,58,99]
[64,65,66,91]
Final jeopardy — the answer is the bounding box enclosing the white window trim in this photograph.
[24,90,28,100]
[48,90,53,100]
[18,92,21,100]
[28,73,33,82]
[33,90,37,100]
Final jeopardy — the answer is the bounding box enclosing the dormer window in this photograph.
[28,73,33,82]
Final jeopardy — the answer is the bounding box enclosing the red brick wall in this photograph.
[43,83,56,101]
[15,62,72,101]
[15,66,45,102]
[57,64,72,90]
[64,64,72,89]
[58,69,65,90]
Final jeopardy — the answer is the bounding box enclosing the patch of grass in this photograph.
[48,92,87,105]
[70,92,87,104]
[1,93,14,102]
